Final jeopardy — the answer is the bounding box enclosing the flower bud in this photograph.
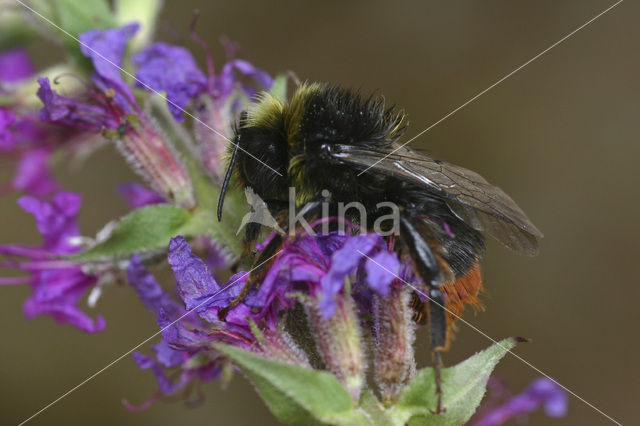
[113,114,195,208]
[250,323,311,368]
[373,284,416,404]
[193,95,233,182]
[306,291,365,401]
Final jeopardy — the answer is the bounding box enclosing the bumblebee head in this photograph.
[217,83,406,219]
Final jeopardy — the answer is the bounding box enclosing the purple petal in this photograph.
[319,234,377,318]
[118,182,165,208]
[0,107,17,150]
[131,351,183,394]
[157,308,208,350]
[153,340,185,368]
[79,23,139,87]
[12,149,58,196]
[364,249,400,296]
[215,59,272,100]
[474,377,568,426]
[168,236,220,310]
[37,78,73,122]
[4,191,104,333]
[133,43,207,121]
[24,295,105,333]
[127,255,183,319]
[132,351,155,369]
[29,267,92,301]
[17,191,82,253]
[0,49,34,81]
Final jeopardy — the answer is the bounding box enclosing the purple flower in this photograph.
[125,243,308,409]
[228,224,400,320]
[37,25,195,208]
[117,182,165,208]
[0,48,34,82]
[0,107,47,153]
[79,23,139,104]
[126,255,222,407]
[12,149,58,196]
[37,77,121,130]
[37,23,141,129]
[167,236,278,333]
[0,107,17,149]
[215,59,273,100]
[127,255,182,319]
[133,43,208,121]
[474,377,568,426]
[0,192,104,332]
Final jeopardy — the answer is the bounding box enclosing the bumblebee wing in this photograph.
[328,144,543,255]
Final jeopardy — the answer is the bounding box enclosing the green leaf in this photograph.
[358,390,394,426]
[53,0,116,66]
[216,344,371,426]
[389,338,517,426]
[71,204,190,261]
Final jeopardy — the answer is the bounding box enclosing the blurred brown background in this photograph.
[1,0,637,424]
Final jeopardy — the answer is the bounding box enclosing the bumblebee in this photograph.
[217,83,542,411]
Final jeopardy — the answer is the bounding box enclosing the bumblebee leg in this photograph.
[218,230,284,320]
[400,214,447,413]
[219,196,330,320]
[432,346,444,414]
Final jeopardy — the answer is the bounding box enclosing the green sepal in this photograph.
[216,344,372,426]
[388,338,518,426]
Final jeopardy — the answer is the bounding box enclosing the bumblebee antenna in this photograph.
[217,139,240,221]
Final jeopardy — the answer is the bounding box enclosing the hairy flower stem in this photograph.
[306,291,365,401]
[373,285,416,404]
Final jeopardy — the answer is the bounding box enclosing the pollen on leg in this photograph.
[441,262,483,345]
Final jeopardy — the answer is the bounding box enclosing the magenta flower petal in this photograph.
[133,42,207,121]
[319,234,378,318]
[1,192,105,332]
[12,149,58,196]
[127,255,183,319]
[37,77,120,129]
[0,48,34,82]
[215,59,272,99]
[79,23,139,87]
[168,236,221,311]
[117,183,165,208]
[24,292,105,333]
[474,377,568,426]
[0,107,17,149]
[364,249,400,296]
[17,192,81,252]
